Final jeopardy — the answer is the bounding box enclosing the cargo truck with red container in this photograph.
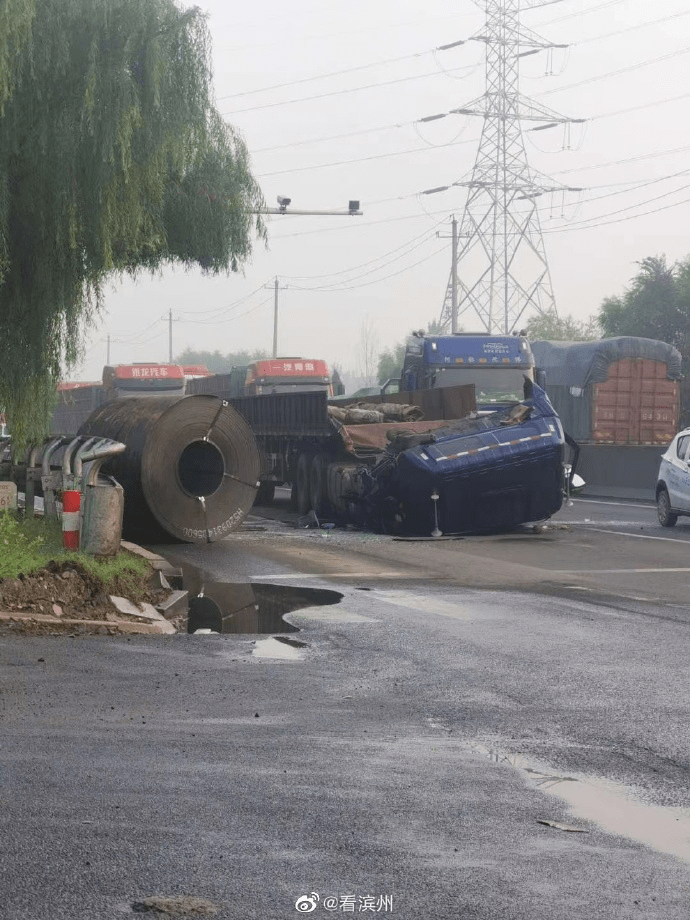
[530,337,683,500]
[51,363,187,435]
[234,358,333,397]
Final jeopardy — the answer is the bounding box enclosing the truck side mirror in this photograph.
[536,369,547,389]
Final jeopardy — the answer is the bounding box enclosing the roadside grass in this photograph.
[0,509,148,585]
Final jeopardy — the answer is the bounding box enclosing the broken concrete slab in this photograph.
[156,590,188,617]
[108,596,176,634]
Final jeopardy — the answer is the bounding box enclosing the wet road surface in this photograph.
[0,496,689,919]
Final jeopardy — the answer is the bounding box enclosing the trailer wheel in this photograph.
[254,481,275,506]
[309,454,330,517]
[296,452,312,514]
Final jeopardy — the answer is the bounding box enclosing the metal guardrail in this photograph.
[14,435,126,519]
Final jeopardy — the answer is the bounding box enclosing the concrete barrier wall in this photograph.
[577,444,665,501]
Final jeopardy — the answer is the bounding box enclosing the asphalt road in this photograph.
[1,494,689,919]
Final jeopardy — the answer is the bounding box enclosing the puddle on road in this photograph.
[168,565,343,635]
[252,636,307,660]
[470,742,690,864]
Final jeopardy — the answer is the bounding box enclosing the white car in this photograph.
[656,427,690,526]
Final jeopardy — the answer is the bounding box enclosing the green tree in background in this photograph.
[377,343,406,385]
[0,0,265,446]
[598,255,690,349]
[175,348,269,373]
[526,311,600,342]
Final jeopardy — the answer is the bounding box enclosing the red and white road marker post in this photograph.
[61,490,81,551]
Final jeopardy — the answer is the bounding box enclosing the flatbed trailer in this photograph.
[189,376,573,535]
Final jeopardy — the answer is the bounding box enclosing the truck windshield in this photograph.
[432,366,530,403]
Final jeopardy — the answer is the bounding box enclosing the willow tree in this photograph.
[0,0,265,446]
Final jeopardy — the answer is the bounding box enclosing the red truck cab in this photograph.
[244,358,332,396]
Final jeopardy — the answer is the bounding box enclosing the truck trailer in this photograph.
[51,363,188,435]
[530,337,683,500]
[202,358,335,399]
[189,374,575,535]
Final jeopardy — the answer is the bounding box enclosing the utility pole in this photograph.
[438,0,583,334]
[106,334,111,365]
[265,277,291,357]
[272,278,279,358]
[168,309,173,363]
[249,198,363,354]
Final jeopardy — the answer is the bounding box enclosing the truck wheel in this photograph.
[254,481,275,506]
[657,487,677,527]
[309,454,330,517]
[296,452,312,514]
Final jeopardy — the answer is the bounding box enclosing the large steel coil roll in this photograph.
[79,395,260,543]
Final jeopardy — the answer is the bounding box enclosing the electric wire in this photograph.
[253,122,408,154]
[174,282,271,320]
[217,8,480,54]
[255,135,479,178]
[547,179,690,228]
[545,190,690,233]
[176,295,274,326]
[553,142,690,177]
[107,318,162,345]
[538,0,628,26]
[285,234,444,290]
[254,81,690,180]
[286,242,450,292]
[270,207,453,240]
[218,49,432,100]
[222,62,479,117]
[575,9,690,46]
[285,224,445,281]
[537,45,690,98]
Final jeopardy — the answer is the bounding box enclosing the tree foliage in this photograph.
[526,311,600,342]
[0,0,35,113]
[174,347,269,374]
[598,255,690,350]
[0,0,265,446]
[377,343,406,385]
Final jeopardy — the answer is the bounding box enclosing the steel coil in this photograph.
[79,395,260,543]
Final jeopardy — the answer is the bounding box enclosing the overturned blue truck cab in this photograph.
[388,382,570,535]
[325,380,577,536]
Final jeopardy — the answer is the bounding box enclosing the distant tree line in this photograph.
[175,348,269,374]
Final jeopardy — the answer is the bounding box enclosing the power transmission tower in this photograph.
[439,0,583,334]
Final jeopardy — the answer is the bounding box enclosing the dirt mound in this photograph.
[0,558,171,637]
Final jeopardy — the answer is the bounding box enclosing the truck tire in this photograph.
[309,454,330,517]
[254,481,275,506]
[296,452,312,514]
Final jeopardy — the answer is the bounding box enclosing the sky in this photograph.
[74,0,690,385]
